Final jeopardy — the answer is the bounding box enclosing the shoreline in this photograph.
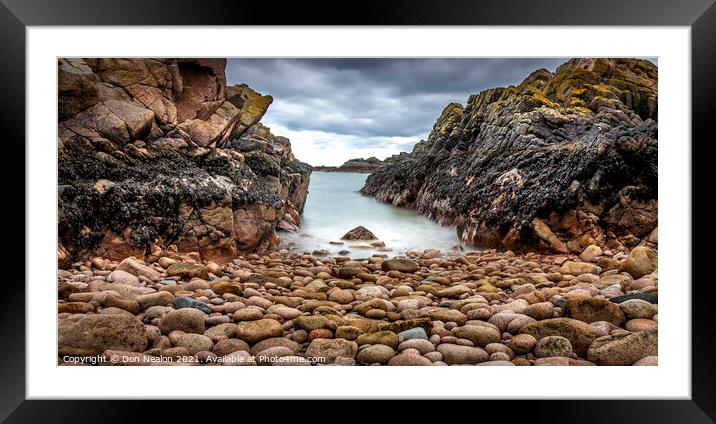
[58,244,658,366]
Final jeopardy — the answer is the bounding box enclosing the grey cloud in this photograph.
[225,58,655,160]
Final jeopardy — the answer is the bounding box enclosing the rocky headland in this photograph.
[313,155,404,173]
[58,58,311,266]
[362,58,658,254]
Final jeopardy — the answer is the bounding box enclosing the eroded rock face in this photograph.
[58,58,311,265]
[362,58,658,253]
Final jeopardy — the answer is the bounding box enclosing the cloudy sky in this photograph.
[225,58,623,166]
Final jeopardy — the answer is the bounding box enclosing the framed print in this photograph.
[2,0,713,422]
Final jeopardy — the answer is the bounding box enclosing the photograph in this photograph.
[56,56,659,367]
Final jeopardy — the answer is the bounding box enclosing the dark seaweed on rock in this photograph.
[57,58,311,266]
[362,58,658,253]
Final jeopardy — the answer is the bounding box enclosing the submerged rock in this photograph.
[340,226,378,240]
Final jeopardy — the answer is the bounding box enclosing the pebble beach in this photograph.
[58,244,658,366]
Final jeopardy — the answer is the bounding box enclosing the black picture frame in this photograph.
[1,0,711,422]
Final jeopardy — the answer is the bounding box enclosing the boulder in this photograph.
[236,319,284,345]
[437,344,489,365]
[166,263,209,280]
[451,325,501,347]
[305,338,358,364]
[381,258,418,273]
[250,338,301,356]
[175,334,214,355]
[354,285,390,302]
[356,344,396,364]
[136,291,175,310]
[559,261,601,276]
[115,257,161,281]
[59,314,147,356]
[427,308,468,325]
[619,246,658,278]
[587,330,658,365]
[619,299,657,320]
[388,353,432,366]
[355,331,399,349]
[579,244,603,262]
[204,323,241,342]
[159,308,206,334]
[534,336,573,358]
[519,318,598,356]
[340,226,378,240]
[173,296,212,314]
[562,296,626,327]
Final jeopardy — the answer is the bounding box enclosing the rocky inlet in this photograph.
[57,57,658,366]
[58,243,657,366]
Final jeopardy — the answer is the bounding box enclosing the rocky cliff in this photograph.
[362,58,658,253]
[58,58,311,267]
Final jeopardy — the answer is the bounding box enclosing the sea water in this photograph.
[278,171,464,258]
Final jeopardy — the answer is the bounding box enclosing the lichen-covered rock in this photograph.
[57,58,311,266]
[204,323,241,342]
[166,263,209,280]
[159,308,206,334]
[355,331,400,349]
[235,319,284,345]
[175,333,214,355]
[619,299,657,320]
[58,313,148,356]
[427,308,468,325]
[619,246,658,278]
[587,330,657,365]
[437,344,489,365]
[362,58,657,253]
[115,257,161,281]
[534,335,573,358]
[451,325,501,347]
[559,261,601,276]
[519,317,598,356]
[562,296,626,327]
[305,338,358,364]
[212,281,243,296]
[356,344,396,364]
[225,83,273,139]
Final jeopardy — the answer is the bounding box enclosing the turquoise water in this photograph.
[278,171,463,257]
